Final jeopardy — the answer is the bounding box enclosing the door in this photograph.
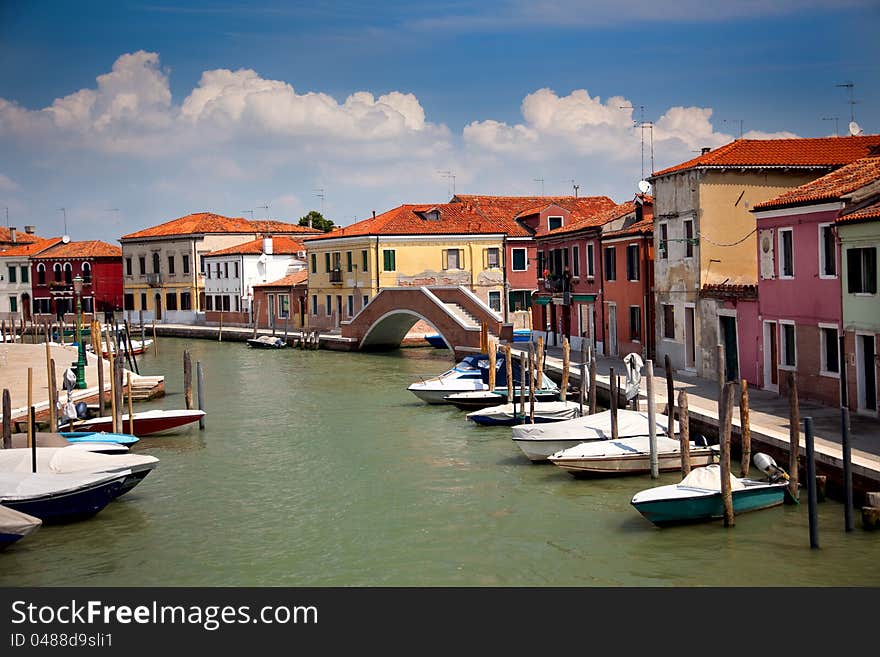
[21,293,31,322]
[154,293,162,320]
[608,304,618,357]
[763,321,778,391]
[268,294,275,330]
[857,334,877,412]
[685,306,696,370]
[719,315,739,382]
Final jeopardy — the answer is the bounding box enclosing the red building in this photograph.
[31,240,123,320]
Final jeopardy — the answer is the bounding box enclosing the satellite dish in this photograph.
[637,180,652,195]
[258,253,268,264]
[61,235,70,244]
[849,121,863,136]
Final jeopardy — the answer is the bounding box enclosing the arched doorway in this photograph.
[21,293,31,322]
[154,293,162,320]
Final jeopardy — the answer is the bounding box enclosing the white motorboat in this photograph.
[0,505,42,549]
[0,469,131,523]
[548,435,716,477]
[71,408,205,436]
[467,400,583,426]
[511,409,678,462]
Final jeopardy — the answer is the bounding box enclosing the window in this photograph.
[346,251,353,272]
[383,249,396,271]
[362,250,369,272]
[279,294,290,319]
[819,325,839,375]
[630,306,641,341]
[572,246,580,277]
[235,295,240,312]
[205,264,211,279]
[778,228,794,278]
[547,216,563,231]
[325,294,332,317]
[587,243,595,278]
[33,298,50,314]
[53,263,62,282]
[659,223,668,259]
[444,249,462,270]
[37,264,45,285]
[325,253,331,273]
[234,261,239,279]
[362,295,369,309]
[604,246,616,281]
[537,251,545,277]
[64,263,72,284]
[819,224,836,277]
[488,290,501,312]
[224,262,229,279]
[347,295,353,317]
[9,296,17,313]
[215,262,222,279]
[486,247,500,269]
[626,244,640,281]
[124,294,134,311]
[222,295,230,311]
[199,255,206,274]
[311,253,317,273]
[82,262,91,283]
[125,257,132,276]
[311,295,318,316]
[508,290,532,312]
[7,266,15,283]
[205,296,213,311]
[152,252,160,274]
[847,247,877,294]
[180,292,192,311]
[82,297,93,313]
[20,266,28,283]
[139,256,146,276]
[182,254,190,274]
[168,255,175,275]
[166,292,178,311]
[140,293,147,310]
[780,322,796,367]
[511,248,527,271]
[684,219,694,258]
[663,304,675,340]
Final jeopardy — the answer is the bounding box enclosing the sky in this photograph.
[0,0,878,240]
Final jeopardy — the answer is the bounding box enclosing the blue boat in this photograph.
[0,471,128,524]
[424,333,449,348]
[512,329,531,343]
[60,431,139,447]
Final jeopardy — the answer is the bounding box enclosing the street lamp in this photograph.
[73,274,87,389]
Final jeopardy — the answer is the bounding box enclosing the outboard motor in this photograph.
[753,452,790,482]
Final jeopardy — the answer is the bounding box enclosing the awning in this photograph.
[572,294,597,302]
[532,297,551,305]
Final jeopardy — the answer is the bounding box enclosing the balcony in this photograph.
[329,268,343,284]
[146,272,163,287]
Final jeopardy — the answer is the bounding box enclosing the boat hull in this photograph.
[551,449,716,477]
[512,438,590,462]
[632,485,787,527]
[2,478,125,524]
[247,338,286,349]
[74,411,204,437]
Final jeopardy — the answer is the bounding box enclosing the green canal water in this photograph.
[2,337,878,587]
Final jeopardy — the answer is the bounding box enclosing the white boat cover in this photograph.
[469,401,582,423]
[0,448,157,476]
[0,504,42,536]
[550,435,687,460]
[511,409,678,442]
[678,464,745,491]
[0,470,131,502]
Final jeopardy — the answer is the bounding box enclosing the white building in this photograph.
[203,235,308,322]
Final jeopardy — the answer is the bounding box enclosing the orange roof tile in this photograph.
[753,155,880,210]
[120,213,321,240]
[0,227,44,244]
[453,194,617,236]
[0,237,63,257]
[602,216,654,239]
[206,236,308,257]
[652,135,880,178]
[253,271,309,288]
[32,240,122,259]
[836,198,880,225]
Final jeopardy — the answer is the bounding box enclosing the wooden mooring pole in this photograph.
[788,371,800,502]
[183,350,193,410]
[609,366,618,441]
[579,341,586,417]
[740,379,751,477]
[127,372,134,435]
[588,351,597,415]
[528,343,535,424]
[519,352,526,415]
[48,358,57,431]
[678,389,690,476]
[664,354,674,437]
[152,320,158,356]
[2,389,11,449]
[805,416,819,548]
[488,340,497,393]
[839,334,854,531]
[720,381,735,528]
[26,367,33,449]
[646,360,658,479]
[560,337,569,403]
[505,344,514,416]
[197,361,205,429]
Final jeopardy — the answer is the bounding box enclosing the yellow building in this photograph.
[304,203,520,331]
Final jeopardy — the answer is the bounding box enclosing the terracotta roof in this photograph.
[120,213,321,240]
[452,194,617,236]
[699,283,758,300]
[836,198,880,225]
[753,155,880,210]
[652,135,880,178]
[206,236,308,257]
[0,228,44,244]
[602,216,654,239]
[32,240,122,259]
[253,271,309,288]
[0,237,63,257]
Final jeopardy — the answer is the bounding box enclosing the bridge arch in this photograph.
[360,309,451,351]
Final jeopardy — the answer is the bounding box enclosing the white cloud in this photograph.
[0,173,19,191]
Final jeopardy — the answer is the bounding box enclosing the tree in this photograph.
[299,210,335,232]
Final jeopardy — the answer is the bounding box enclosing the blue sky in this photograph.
[1,0,878,238]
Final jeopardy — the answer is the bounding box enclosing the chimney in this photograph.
[24,225,35,234]
[701,147,711,155]
[372,210,376,219]
[263,235,273,255]
[8,226,16,243]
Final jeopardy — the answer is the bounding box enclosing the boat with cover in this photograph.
[444,387,559,410]
[511,409,677,462]
[71,408,205,436]
[247,335,287,349]
[0,470,129,523]
[0,447,158,497]
[630,454,793,527]
[12,432,138,451]
[467,400,583,426]
[0,505,42,549]
[548,435,716,477]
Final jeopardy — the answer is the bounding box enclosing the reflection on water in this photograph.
[2,339,878,587]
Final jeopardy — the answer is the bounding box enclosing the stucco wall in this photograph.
[839,221,880,333]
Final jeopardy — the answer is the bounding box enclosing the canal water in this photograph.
[2,338,878,586]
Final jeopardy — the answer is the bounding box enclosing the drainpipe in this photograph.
[375,235,380,295]
[502,235,509,323]
[597,230,606,357]
[643,233,653,359]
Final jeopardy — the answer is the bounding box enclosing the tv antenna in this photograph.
[723,119,744,139]
[534,177,544,196]
[822,116,840,137]
[242,209,254,220]
[256,203,270,220]
[105,208,121,224]
[313,189,325,215]
[836,81,858,123]
[619,104,654,178]
[563,179,580,197]
[57,207,68,235]
[437,170,456,197]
